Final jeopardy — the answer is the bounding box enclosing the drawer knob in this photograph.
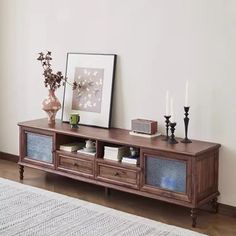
[114,172,120,176]
[74,163,78,167]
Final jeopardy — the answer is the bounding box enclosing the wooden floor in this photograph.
[0,159,235,236]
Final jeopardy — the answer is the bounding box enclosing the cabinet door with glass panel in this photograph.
[140,149,192,202]
[20,128,55,169]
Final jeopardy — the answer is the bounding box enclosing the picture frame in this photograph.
[62,53,116,128]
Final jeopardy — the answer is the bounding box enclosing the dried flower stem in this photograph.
[37,51,79,91]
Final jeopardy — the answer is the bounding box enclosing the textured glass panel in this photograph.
[26,132,53,163]
[146,156,186,193]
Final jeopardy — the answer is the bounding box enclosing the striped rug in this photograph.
[0,177,205,236]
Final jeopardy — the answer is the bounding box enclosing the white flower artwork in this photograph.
[72,67,104,113]
[62,53,116,128]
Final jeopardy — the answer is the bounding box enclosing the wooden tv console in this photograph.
[18,118,220,227]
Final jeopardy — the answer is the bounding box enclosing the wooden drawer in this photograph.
[96,162,139,189]
[56,154,94,178]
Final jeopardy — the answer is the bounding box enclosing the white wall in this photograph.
[0,0,236,206]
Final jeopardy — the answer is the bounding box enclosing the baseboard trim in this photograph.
[0,152,235,217]
[0,152,18,163]
[219,203,236,217]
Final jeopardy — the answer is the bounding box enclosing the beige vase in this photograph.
[42,89,61,125]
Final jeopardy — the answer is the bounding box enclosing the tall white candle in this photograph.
[185,81,189,107]
[170,97,175,122]
[165,90,170,116]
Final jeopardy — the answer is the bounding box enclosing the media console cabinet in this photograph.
[18,118,221,227]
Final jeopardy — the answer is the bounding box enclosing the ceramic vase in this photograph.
[42,89,61,125]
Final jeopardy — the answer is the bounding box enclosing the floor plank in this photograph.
[0,159,235,236]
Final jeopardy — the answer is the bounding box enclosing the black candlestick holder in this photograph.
[168,122,178,144]
[181,106,192,143]
[162,115,171,141]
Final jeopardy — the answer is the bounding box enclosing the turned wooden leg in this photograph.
[19,165,24,180]
[191,208,197,228]
[105,187,111,197]
[211,197,219,213]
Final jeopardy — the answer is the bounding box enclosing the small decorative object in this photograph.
[168,98,178,144]
[184,81,189,107]
[130,147,136,157]
[168,122,178,144]
[181,106,192,143]
[130,147,139,157]
[131,119,158,135]
[83,139,96,153]
[165,90,170,116]
[163,90,171,141]
[122,148,139,165]
[37,51,76,125]
[162,115,171,141]
[42,89,61,125]
[85,139,96,149]
[69,113,80,128]
[181,81,192,143]
[62,53,116,128]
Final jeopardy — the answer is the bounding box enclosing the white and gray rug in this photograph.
[0,177,205,236]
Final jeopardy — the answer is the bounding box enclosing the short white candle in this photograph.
[170,97,175,122]
[185,81,189,107]
[165,90,170,116]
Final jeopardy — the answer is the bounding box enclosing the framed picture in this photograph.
[62,53,116,128]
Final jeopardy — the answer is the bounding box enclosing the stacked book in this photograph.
[122,155,139,165]
[59,142,84,152]
[104,146,129,162]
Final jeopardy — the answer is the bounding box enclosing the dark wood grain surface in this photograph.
[18,118,220,156]
[18,118,221,227]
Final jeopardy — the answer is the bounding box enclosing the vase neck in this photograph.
[49,89,56,95]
